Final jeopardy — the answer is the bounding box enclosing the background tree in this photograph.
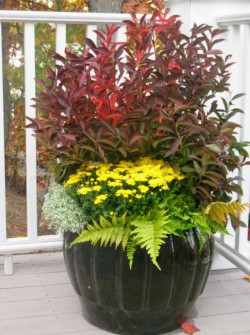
[1,0,88,189]
[123,0,164,13]
[88,0,124,13]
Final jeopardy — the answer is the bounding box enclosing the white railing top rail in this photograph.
[2,10,249,28]
[0,10,133,24]
[4,10,250,26]
[216,12,250,26]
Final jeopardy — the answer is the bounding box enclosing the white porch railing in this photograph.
[214,13,250,274]
[0,10,250,275]
[0,11,130,275]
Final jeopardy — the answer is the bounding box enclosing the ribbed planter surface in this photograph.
[63,229,214,335]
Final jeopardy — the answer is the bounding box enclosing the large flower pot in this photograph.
[63,229,214,335]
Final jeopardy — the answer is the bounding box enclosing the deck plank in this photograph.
[1,252,250,335]
[0,283,75,303]
[201,278,250,298]
[0,270,70,288]
[193,311,250,335]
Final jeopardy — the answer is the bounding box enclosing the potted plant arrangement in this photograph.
[28,7,249,335]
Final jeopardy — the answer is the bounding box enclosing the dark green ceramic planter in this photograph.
[63,229,214,335]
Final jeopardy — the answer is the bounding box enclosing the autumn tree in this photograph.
[2,0,88,189]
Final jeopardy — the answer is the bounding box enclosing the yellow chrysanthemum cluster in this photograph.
[64,157,184,207]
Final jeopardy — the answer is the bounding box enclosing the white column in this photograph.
[4,254,14,276]
[24,23,38,239]
[0,23,7,242]
[86,24,97,45]
[56,23,67,55]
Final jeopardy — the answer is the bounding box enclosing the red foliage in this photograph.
[27,9,248,204]
[181,321,200,334]
[176,315,200,334]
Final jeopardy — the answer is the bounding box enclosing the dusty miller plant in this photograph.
[42,183,87,233]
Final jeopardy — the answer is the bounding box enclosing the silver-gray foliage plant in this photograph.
[42,183,86,233]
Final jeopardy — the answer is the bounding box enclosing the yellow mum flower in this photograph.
[92,185,101,191]
[94,194,108,204]
[138,185,149,193]
[176,174,185,180]
[86,164,99,170]
[119,160,134,168]
[97,175,109,182]
[108,172,123,180]
[164,175,175,182]
[77,187,92,195]
[115,189,134,198]
[96,163,113,172]
[126,178,136,186]
[113,167,127,173]
[64,175,81,187]
[148,178,166,188]
[162,166,175,174]
[108,181,123,187]
[132,173,148,182]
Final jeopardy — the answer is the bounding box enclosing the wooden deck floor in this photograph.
[1,252,250,335]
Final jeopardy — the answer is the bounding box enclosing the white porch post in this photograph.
[24,22,38,239]
[0,22,7,243]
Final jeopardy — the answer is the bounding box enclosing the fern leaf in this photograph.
[121,223,132,250]
[206,217,229,235]
[130,209,170,270]
[197,230,207,253]
[205,201,250,226]
[71,214,127,248]
[112,212,127,248]
[126,240,137,269]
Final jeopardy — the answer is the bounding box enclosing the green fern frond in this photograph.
[121,223,132,250]
[71,213,128,249]
[126,240,137,269]
[197,230,207,253]
[130,209,170,270]
[190,212,212,234]
[111,212,127,247]
[207,219,229,235]
[205,201,250,226]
